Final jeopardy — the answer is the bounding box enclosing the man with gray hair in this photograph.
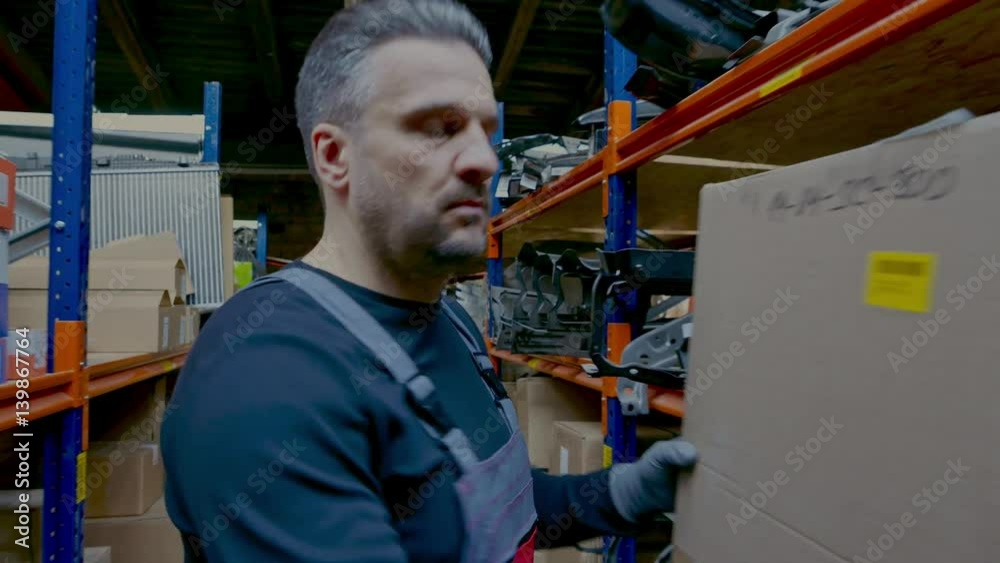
[161,1,697,561]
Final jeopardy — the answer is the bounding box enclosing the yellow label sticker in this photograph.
[760,65,804,98]
[865,252,937,313]
[603,445,613,468]
[76,452,87,503]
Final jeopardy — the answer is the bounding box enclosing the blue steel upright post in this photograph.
[202,82,222,164]
[603,28,639,563]
[487,102,505,338]
[44,0,98,562]
[256,208,268,277]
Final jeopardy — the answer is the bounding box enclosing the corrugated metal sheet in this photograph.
[14,165,226,306]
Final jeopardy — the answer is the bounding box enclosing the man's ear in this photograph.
[311,122,351,199]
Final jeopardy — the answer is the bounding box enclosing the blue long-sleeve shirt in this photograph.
[161,261,637,562]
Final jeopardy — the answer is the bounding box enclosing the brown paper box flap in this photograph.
[93,232,194,297]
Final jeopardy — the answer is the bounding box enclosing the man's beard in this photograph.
[356,196,486,277]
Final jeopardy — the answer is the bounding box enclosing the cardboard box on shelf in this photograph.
[85,497,183,563]
[87,352,137,365]
[8,289,46,332]
[92,232,194,301]
[84,441,164,518]
[539,422,682,563]
[87,289,172,354]
[675,112,1000,563]
[187,307,200,343]
[169,297,187,349]
[84,546,112,563]
[10,231,192,304]
[514,376,601,470]
[220,196,235,300]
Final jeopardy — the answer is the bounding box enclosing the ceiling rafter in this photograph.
[98,0,175,110]
[246,0,284,106]
[0,18,51,109]
[492,0,542,96]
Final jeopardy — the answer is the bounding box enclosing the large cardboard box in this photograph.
[92,232,194,301]
[675,112,1000,563]
[8,289,46,331]
[220,196,235,300]
[85,497,184,563]
[87,289,172,353]
[84,441,164,518]
[515,377,601,470]
[168,298,187,349]
[10,255,187,303]
[538,422,681,563]
[84,546,112,563]
[10,288,174,354]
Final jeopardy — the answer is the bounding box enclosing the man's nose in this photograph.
[456,124,499,186]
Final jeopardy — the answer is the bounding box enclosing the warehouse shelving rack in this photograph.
[486,1,999,561]
[0,1,220,561]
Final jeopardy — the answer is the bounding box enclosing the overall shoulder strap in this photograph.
[267,267,479,471]
[439,300,520,433]
[440,300,509,399]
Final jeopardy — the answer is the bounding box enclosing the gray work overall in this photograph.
[250,266,539,563]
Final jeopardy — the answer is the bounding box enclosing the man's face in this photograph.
[347,37,499,274]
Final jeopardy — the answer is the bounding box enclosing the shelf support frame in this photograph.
[487,102,505,343]
[43,1,98,561]
[602,27,639,563]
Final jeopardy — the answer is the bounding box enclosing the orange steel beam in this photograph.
[54,321,88,448]
[87,351,187,398]
[489,149,606,233]
[489,349,603,392]
[617,0,935,159]
[87,348,188,379]
[0,391,77,430]
[0,371,75,431]
[488,349,685,418]
[487,0,974,232]
[649,389,685,418]
[619,0,978,171]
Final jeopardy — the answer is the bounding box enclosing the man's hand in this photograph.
[608,439,698,523]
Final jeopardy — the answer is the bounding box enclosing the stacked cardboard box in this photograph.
[84,497,184,563]
[84,547,112,563]
[535,421,681,563]
[513,376,602,471]
[81,438,184,563]
[505,376,682,562]
[8,232,196,362]
[674,112,1000,563]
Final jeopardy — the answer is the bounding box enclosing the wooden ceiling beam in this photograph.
[0,74,31,112]
[246,0,284,105]
[504,105,550,118]
[99,0,175,110]
[492,0,542,96]
[518,61,593,76]
[0,19,51,109]
[501,90,573,105]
